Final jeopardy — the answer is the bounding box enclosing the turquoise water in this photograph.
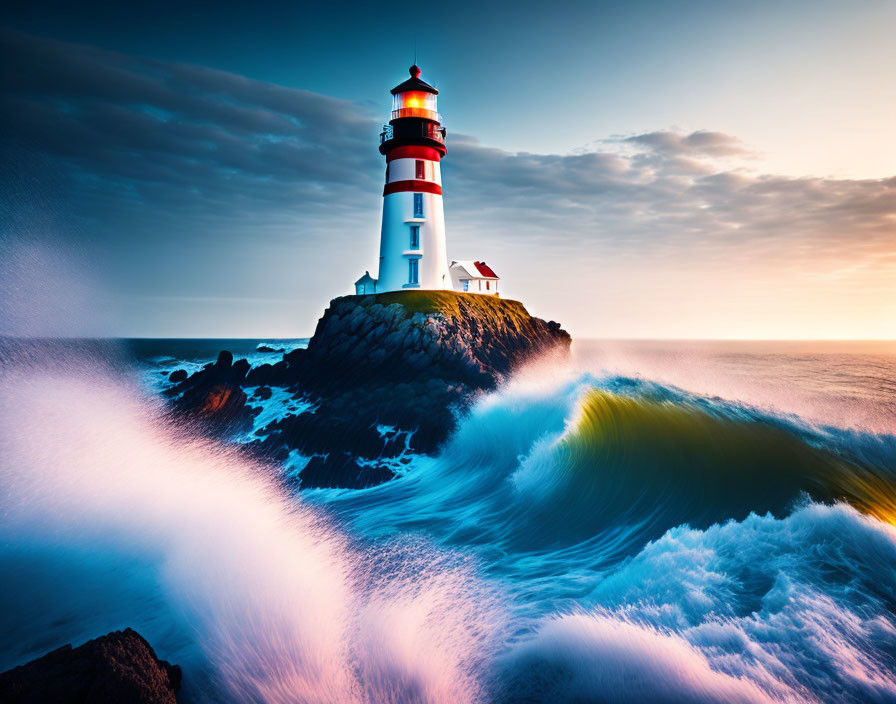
[2,338,896,703]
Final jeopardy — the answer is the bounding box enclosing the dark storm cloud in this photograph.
[0,28,383,234]
[2,28,894,282]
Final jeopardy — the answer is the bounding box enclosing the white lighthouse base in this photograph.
[377,192,451,292]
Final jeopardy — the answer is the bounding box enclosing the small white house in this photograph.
[449,260,500,295]
[355,271,378,295]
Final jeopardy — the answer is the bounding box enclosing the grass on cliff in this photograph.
[353,290,535,325]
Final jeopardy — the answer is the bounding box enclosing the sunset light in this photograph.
[1,2,895,703]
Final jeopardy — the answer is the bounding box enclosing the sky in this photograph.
[1,0,894,339]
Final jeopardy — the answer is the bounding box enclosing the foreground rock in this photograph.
[168,349,255,436]
[168,291,571,488]
[0,628,181,704]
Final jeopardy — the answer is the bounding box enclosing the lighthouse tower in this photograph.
[376,65,450,292]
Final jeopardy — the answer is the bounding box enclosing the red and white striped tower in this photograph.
[376,65,450,291]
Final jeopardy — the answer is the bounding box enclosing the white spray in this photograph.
[0,348,505,703]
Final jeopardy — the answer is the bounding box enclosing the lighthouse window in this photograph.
[410,225,420,249]
[415,160,425,179]
[413,193,424,217]
[409,258,419,285]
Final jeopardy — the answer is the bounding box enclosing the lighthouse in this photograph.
[374,65,450,292]
[354,65,501,297]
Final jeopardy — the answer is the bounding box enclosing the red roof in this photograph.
[474,261,498,278]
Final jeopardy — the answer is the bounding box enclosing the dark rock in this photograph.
[167,369,188,383]
[230,358,250,384]
[165,379,252,436]
[0,628,181,704]
[256,345,277,353]
[254,386,273,400]
[245,362,274,387]
[215,350,233,369]
[168,291,570,489]
[283,347,305,365]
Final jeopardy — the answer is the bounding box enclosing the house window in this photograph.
[413,193,424,217]
[415,160,425,180]
[486,281,490,291]
[462,279,469,292]
[410,225,420,249]
[408,258,419,284]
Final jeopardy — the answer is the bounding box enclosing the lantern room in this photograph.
[390,65,440,122]
[391,91,439,121]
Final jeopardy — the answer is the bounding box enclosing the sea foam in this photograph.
[0,345,505,703]
[502,502,896,704]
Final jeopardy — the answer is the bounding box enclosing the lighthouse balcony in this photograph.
[379,122,446,148]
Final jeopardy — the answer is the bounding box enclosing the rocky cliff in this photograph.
[168,291,570,488]
[0,629,181,704]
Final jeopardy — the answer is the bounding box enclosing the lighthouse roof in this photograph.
[354,271,377,285]
[450,260,499,280]
[391,65,439,95]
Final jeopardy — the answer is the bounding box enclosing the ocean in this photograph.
[1,337,895,703]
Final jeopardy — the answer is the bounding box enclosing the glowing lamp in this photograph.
[391,90,439,120]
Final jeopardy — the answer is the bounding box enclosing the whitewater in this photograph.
[2,338,896,703]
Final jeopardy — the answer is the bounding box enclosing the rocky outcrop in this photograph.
[167,350,254,435]
[0,628,181,704]
[298,291,569,392]
[168,291,570,488]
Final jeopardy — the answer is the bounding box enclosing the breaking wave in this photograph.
[322,371,896,703]
[3,340,896,703]
[0,343,506,703]
[512,387,896,543]
[501,502,896,703]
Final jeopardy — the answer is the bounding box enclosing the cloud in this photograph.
[622,130,750,157]
[0,28,382,230]
[443,132,895,269]
[1,28,894,336]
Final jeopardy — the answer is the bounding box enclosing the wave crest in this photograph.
[513,388,896,542]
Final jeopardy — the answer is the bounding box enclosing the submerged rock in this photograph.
[169,291,571,488]
[0,628,181,704]
[167,369,188,383]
